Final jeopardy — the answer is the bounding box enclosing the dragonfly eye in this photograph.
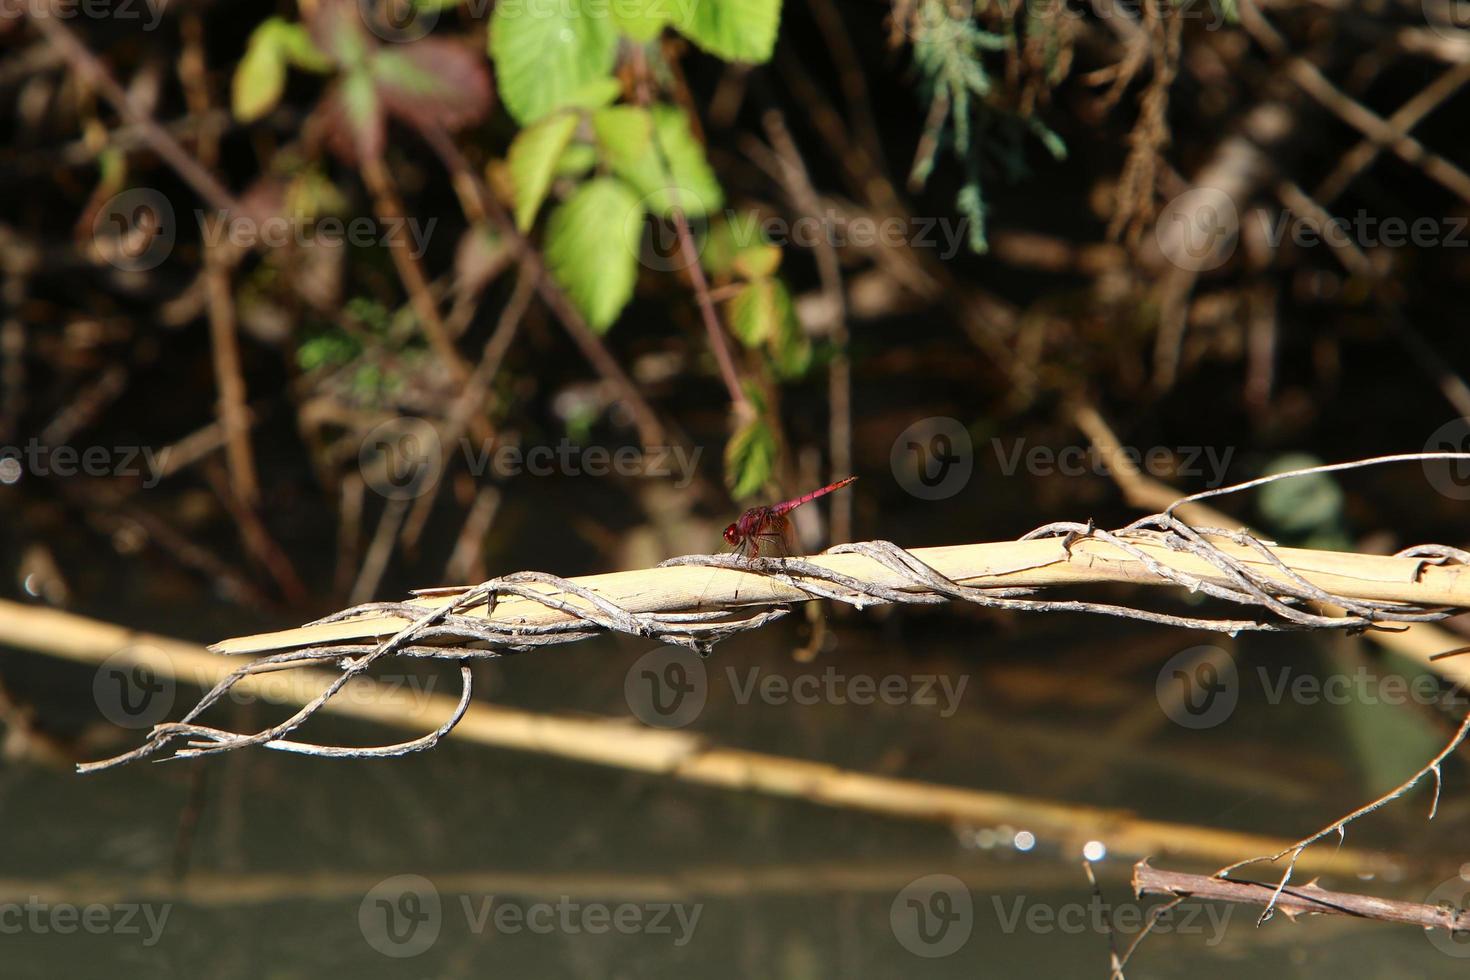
[722,524,741,545]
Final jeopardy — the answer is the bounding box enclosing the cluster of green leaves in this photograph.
[704,213,810,378]
[230,0,807,497]
[507,95,724,330]
[908,0,1066,253]
[233,17,334,122]
[493,0,782,332]
[702,212,813,497]
[296,296,423,401]
[233,2,491,162]
[490,0,781,127]
[491,0,802,498]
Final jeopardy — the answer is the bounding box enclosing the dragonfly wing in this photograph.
[753,515,797,559]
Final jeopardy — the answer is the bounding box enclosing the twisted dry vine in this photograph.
[80,453,1470,772]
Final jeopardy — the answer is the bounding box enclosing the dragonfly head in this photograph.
[722,523,741,546]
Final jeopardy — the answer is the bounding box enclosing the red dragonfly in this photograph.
[722,477,856,560]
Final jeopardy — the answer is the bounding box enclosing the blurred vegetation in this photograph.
[0,0,1466,613]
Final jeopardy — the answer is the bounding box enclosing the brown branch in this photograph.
[629,46,749,416]
[418,124,670,451]
[1240,0,1470,205]
[29,7,237,213]
[670,203,750,415]
[1133,860,1470,932]
[356,157,474,389]
[202,220,259,507]
[761,109,853,546]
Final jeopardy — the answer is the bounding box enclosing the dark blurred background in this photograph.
[2,0,1469,975]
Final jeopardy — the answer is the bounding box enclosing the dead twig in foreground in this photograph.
[1133,860,1470,933]
[77,453,1470,767]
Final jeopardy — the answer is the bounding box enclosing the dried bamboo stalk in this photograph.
[212,536,1469,656]
[0,599,1407,875]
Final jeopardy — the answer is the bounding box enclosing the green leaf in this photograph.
[725,414,777,500]
[1258,454,1345,537]
[565,77,624,109]
[701,210,768,277]
[308,0,371,68]
[592,106,653,170]
[611,104,723,217]
[233,21,288,123]
[727,277,809,376]
[508,112,580,231]
[335,67,384,162]
[612,0,671,41]
[276,22,333,73]
[489,0,619,124]
[733,243,781,280]
[370,42,492,131]
[726,280,772,347]
[555,143,599,177]
[766,279,810,377]
[671,0,782,63]
[545,178,644,331]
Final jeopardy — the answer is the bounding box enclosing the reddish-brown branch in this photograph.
[1133,860,1470,932]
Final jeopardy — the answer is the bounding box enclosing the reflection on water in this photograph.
[4,605,1469,977]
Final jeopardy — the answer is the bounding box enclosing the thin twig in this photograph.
[1134,860,1470,932]
[202,219,259,507]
